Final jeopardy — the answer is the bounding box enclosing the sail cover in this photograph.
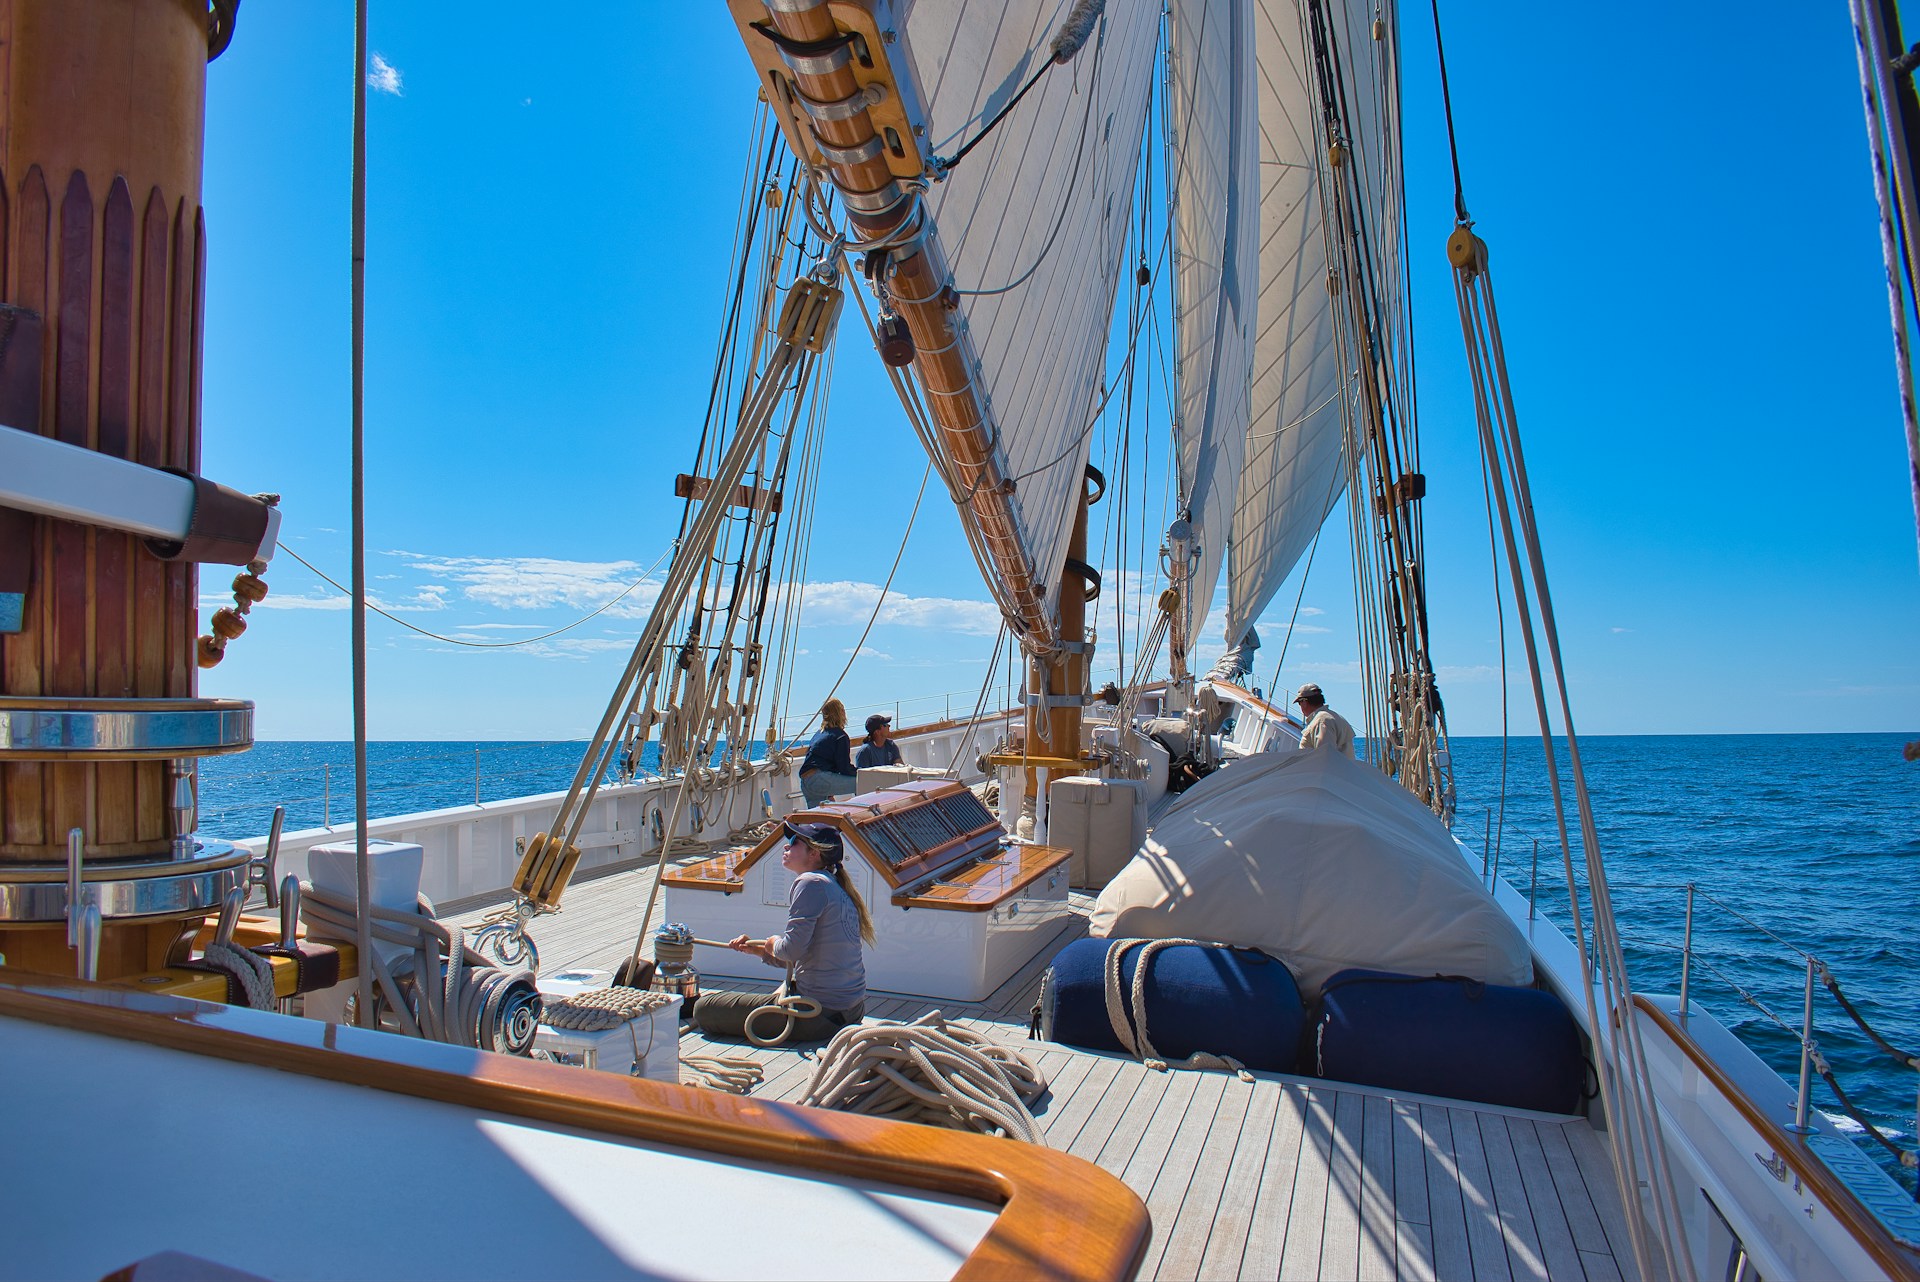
[903,2,1157,622]
[1166,0,1259,643]
[1227,0,1397,642]
[1090,748,1533,1000]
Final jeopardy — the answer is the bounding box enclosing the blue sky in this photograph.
[197,3,1919,740]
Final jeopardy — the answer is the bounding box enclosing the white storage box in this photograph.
[305,839,424,971]
[1048,776,1147,888]
[534,994,681,1080]
[536,968,615,1001]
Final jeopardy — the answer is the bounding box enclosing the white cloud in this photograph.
[842,646,893,661]
[517,637,632,660]
[367,53,403,96]
[234,593,347,612]
[1611,626,1634,634]
[789,580,1001,636]
[392,552,658,614]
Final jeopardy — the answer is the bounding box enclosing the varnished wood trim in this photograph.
[121,934,360,1003]
[778,705,1021,758]
[660,848,749,891]
[893,843,1073,912]
[1206,679,1298,726]
[1634,996,1920,1282]
[1,979,1149,1281]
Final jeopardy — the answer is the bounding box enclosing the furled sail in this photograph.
[1227,0,1397,643]
[1166,0,1260,656]
[902,1,1157,624]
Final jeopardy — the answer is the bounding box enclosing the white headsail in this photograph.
[1166,0,1261,657]
[1228,0,1398,644]
[902,1,1157,624]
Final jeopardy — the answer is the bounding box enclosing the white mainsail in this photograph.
[1228,0,1397,644]
[1166,0,1260,652]
[902,1,1157,624]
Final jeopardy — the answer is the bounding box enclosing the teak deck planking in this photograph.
[448,859,1637,1282]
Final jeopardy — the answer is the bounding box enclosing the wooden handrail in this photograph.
[1635,995,1920,1282]
[2,977,1148,1280]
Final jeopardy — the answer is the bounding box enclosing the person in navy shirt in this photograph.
[798,698,856,804]
[855,713,903,770]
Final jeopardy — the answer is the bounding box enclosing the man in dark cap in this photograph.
[855,713,903,770]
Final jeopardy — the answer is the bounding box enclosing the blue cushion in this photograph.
[1045,937,1307,1072]
[1315,968,1584,1114]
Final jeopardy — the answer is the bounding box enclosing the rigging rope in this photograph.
[302,883,541,1054]
[797,1012,1050,1143]
[783,458,934,748]
[934,0,1107,300]
[1453,229,1693,1282]
[1848,0,1920,572]
[349,0,374,1030]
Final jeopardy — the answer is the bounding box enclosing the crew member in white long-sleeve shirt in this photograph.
[1293,683,1355,756]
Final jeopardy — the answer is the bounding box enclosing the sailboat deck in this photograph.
[447,860,1637,1282]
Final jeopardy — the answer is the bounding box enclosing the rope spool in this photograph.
[301,883,541,1054]
[797,1012,1049,1142]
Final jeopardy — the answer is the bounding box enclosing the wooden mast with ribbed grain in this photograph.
[0,0,222,977]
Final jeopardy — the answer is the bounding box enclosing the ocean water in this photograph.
[200,732,1920,1184]
[1448,732,1920,1188]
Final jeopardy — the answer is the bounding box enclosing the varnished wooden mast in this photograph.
[0,0,220,976]
[736,0,1058,652]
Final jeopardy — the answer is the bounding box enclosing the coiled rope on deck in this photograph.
[1102,938,1255,1082]
[798,1012,1049,1142]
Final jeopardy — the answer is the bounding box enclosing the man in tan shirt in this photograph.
[1293,683,1355,756]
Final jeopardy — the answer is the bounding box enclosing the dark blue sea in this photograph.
[200,732,1920,1185]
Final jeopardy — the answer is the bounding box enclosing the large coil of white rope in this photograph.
[797,1012,1050,1143]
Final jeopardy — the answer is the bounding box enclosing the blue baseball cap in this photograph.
[782,820,844,863]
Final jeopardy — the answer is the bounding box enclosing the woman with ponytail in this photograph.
[725,821,873,1037]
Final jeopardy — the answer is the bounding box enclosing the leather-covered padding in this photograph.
[144,469,269,565]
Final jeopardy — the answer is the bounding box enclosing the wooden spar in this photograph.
[1029,468,1097,799]
[731,0,1057,651]
[0,0,219,976]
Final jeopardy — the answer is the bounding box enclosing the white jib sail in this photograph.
[903,1,1157,623]
[1228,0,1396,643]
[1167,0,1261,649]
